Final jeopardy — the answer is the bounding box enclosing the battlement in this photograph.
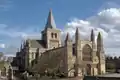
[106,56,120,61]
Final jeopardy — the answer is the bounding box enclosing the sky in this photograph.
[0,0,120,56]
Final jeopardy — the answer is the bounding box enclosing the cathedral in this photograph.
[15,9,106,77]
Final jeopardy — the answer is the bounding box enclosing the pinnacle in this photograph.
[65,32,71,41]
[75,27,80,40]
[91,29,95,41]
[97,32,102,40]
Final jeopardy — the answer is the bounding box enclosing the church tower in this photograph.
[97,32,106,74]
[41,9,61,49]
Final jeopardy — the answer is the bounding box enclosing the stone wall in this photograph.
[106,56,120,69]
[32,46,66,74]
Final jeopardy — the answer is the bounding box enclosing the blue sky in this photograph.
[1,0,120,56]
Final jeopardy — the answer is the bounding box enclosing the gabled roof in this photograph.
[29,40,46,48]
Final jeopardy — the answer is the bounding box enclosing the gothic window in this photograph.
[82,44,92,61]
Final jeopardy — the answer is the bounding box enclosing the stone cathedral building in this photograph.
[15,9,106,77]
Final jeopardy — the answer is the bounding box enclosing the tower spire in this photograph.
[91,29,95,42]
[45,9,56,29]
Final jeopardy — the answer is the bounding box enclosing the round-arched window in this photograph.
[55,33,57,38]
[51,33,54,38]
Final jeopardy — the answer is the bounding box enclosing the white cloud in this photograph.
[0,24,40,39]
[63,8,120,56]
[1,7,120,56]
[0,24,41,55]
[0,43,5,48]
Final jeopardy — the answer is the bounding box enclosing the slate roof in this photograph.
[29,40,46,48]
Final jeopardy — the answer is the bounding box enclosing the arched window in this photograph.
[82,44,92,61]
[55,33,57,38]
[51,33,54,38]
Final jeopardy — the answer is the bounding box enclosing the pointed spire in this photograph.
[65,32,71,42]
[91,29,95,42]
[97,32,104,51]
[97,32,103,49]
[75,27,80,40]
[45,9,56,29]
[97,32,102,40]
